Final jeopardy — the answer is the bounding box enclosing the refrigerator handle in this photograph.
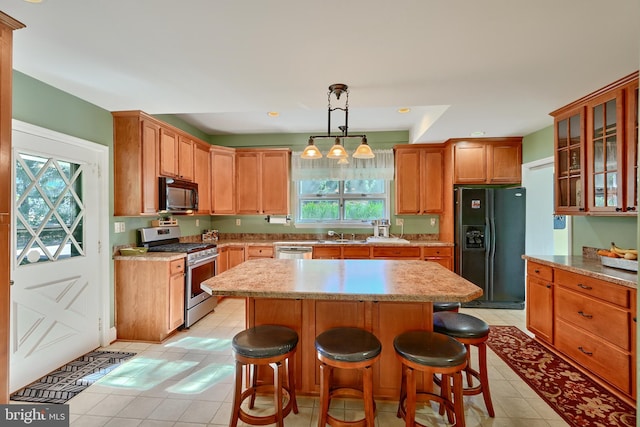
[488,212,496,300]
[484,215,491,300]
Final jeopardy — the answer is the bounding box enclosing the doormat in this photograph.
[10,350,136,404]
[487,326,635,427]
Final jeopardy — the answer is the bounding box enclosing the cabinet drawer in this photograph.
[247,246,274,258]
[555,286,630,350]
[372,246,421,259]
[342,246,371,259]
[555,269,631,308]
[527,261,553,282]
[422,247,453,258]
[555,318,631,394]
[170,259,185,275]
[313,246,341,259]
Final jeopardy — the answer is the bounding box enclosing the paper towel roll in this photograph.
[268,217,288,224]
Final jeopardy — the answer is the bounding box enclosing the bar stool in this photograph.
[433,302,461,312]
[394,330,468,427]
[315,327,382,427]
[230,324,299,427]
[433,311,495,417]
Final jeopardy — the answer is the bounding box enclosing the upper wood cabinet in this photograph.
[159,130,194,181]
[236,149,290,215]
[551,71,639,216]
[113,110,212,216]
[113,112,161,216]
[451,138,522,184]
[395,145,444,214]
[194,142,211,215]
[211,146,236,215]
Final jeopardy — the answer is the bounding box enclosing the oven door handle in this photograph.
[188,254,219,268]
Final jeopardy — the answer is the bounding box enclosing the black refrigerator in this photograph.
[454,187,526,309]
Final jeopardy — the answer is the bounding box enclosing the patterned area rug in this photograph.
[488,326,635,427]
[11,350,136,404]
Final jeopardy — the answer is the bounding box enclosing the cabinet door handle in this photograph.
[577,284,592,290]
[577,311,593,319]
[578,346,593,356]
[534,269,540,273]
[627,207,636,211]
[546,284,551,289]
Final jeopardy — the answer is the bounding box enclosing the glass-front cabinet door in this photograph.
[554,106,586,213]
[625,80,638,213]
[586,89,625,213]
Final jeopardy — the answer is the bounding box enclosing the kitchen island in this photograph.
[201,258,482,398]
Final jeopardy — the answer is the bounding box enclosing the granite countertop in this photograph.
[200,258,482,302]
[215,240,453,247]
[113,252,186,261]
[523,255,637,288]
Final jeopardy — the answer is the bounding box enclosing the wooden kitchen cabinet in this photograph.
[217,247,229,274]
[159,131,194,181]
[113,112,160,216]
[115,257,186,342]
[246,245,274,259]
[210,146,236,214]
[312,246,341,259]
[227,246,245,269]
[395,145,444,214]
[525,261,554,344]
[451,138,522,184]
[194,142,211,214]
[236,149,290,215]
[525,258,636,401]
[372,246,421,259]
[551,71,639,215]
[422,247,452,270]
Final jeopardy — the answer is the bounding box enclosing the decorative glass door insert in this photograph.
[15,152,85,266]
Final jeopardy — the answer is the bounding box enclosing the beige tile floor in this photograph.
[64,298,569,426]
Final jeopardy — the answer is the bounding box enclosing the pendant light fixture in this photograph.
[301,83,374,160]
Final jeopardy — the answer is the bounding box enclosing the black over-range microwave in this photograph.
[159,177,198,214]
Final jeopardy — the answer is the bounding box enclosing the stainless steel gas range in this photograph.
[139,226,218,328]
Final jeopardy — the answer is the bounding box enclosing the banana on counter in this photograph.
[597,242,638,260]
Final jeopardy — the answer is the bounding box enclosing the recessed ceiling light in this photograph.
[23,0,44,3]
[267,111,279,118]
[470,131,486,137]
[397,108,411,114]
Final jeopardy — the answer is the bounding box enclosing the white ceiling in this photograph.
[3,1,639,143]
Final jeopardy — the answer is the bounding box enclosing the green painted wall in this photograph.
[522,125,553,163]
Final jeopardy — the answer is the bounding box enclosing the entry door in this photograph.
[10,126,102,392]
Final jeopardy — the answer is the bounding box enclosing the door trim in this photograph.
[11,119,112,346]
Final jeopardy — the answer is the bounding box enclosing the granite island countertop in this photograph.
[523,255,637,288]
[200,258,482,302]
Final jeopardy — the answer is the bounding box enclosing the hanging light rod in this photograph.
[301,83,374,160]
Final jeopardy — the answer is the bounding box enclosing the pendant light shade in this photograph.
[327,137,348,159]
[301,138,322,159]
[352,137,375,159]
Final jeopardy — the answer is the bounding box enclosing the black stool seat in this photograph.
[433,311,490,339]
[433,302,461,312]
[232,325,299,358]
[315,327,381,362]
[394,330,467,367]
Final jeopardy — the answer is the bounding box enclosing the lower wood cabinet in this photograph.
[525,260,636,401]
[246,298,434,398]
[371,246,421,259]
[115,257,185,342]
[246,245,273,259]
[422,247,453,270]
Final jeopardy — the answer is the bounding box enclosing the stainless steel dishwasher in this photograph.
[275,246,313,259]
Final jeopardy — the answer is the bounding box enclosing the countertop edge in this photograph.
[523,255,637,288]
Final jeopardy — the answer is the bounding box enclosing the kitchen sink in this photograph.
[316,239,368,244]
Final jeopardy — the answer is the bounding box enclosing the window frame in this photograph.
[293,179,390,229]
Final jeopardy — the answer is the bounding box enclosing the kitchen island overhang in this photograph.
[201,259,483,398]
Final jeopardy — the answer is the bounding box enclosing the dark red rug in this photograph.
[487,326,635,427]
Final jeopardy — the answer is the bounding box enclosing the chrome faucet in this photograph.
[351,233,356,240]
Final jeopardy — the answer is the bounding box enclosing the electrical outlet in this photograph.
[396,218,404,226]
[430,217,437,227]
[195,219,199,227]
[114,222,125,233]
[235,219,241,226]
